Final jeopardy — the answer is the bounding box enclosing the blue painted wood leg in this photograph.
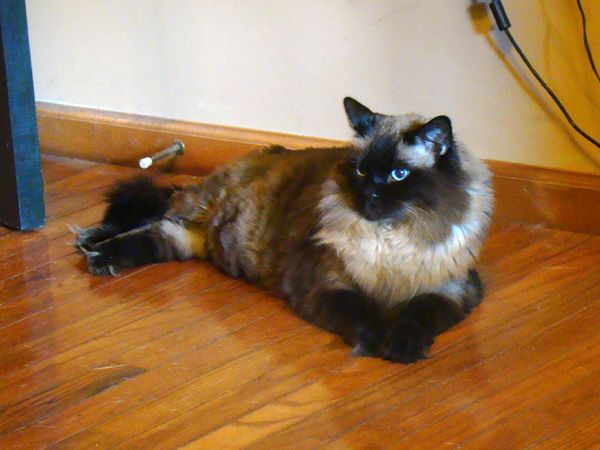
[0,0,45,230]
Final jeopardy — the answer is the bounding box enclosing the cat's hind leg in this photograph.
[75,176,176,251]
[85,219,202,276]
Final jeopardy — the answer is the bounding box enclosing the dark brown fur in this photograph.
[76,98,493,363]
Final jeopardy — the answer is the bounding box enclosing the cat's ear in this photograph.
[414,116,453,157]
[343,97,378,137]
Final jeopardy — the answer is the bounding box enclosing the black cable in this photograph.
[504,29,600,148]
[488,0,600,149]
[576,0,600,83]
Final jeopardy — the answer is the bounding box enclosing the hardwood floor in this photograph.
[0,156,598,449]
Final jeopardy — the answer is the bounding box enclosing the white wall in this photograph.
[26,0,600,172]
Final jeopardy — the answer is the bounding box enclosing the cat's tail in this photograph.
[73,175,180,252]
[102,175,178,231]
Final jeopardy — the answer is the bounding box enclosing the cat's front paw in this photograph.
[382,320,434,364]
[352,325,385,357]
[72,226,107,253]
[84,246,121,277]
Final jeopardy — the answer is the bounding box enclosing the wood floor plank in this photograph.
[183,298,600,450]
[325,302,600,449]
[0,261,217,375]
[479,228,596,291]
[0,253,123,322]
[237,248,600,449]
[458,368,600,449]
[0,280,252,401]
[125,263,600,450]
[531,410,600,449]
[117,339,365,449]
[0,364,147,435]
[0,158,598,449]
[0,298,304,448]
[0,235,80,285]
[0,268,231,444]
[0,278,247,410]
[28,229,600,450]
[385,308,600,449]
[40,157,92,184]
[53,324,331,448]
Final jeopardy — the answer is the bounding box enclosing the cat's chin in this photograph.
[358,208,406,226]
[360,210,380,222]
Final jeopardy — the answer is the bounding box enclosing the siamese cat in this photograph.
[74,97,493,363]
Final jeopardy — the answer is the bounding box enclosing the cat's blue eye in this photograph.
[356,166,367,177]
[389,168,410,182]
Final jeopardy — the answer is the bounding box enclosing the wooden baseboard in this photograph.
[36,102,346,176]
[37,102,600,234]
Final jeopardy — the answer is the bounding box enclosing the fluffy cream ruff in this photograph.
[315,144,493,306]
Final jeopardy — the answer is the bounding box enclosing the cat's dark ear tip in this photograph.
[343,97,374,118]
[344,97,377,136]
[431,115,452,128]
[343,97,358,110]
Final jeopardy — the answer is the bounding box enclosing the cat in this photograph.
[74,97,493,363]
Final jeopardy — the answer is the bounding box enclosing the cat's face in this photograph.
[342,97,466,224]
